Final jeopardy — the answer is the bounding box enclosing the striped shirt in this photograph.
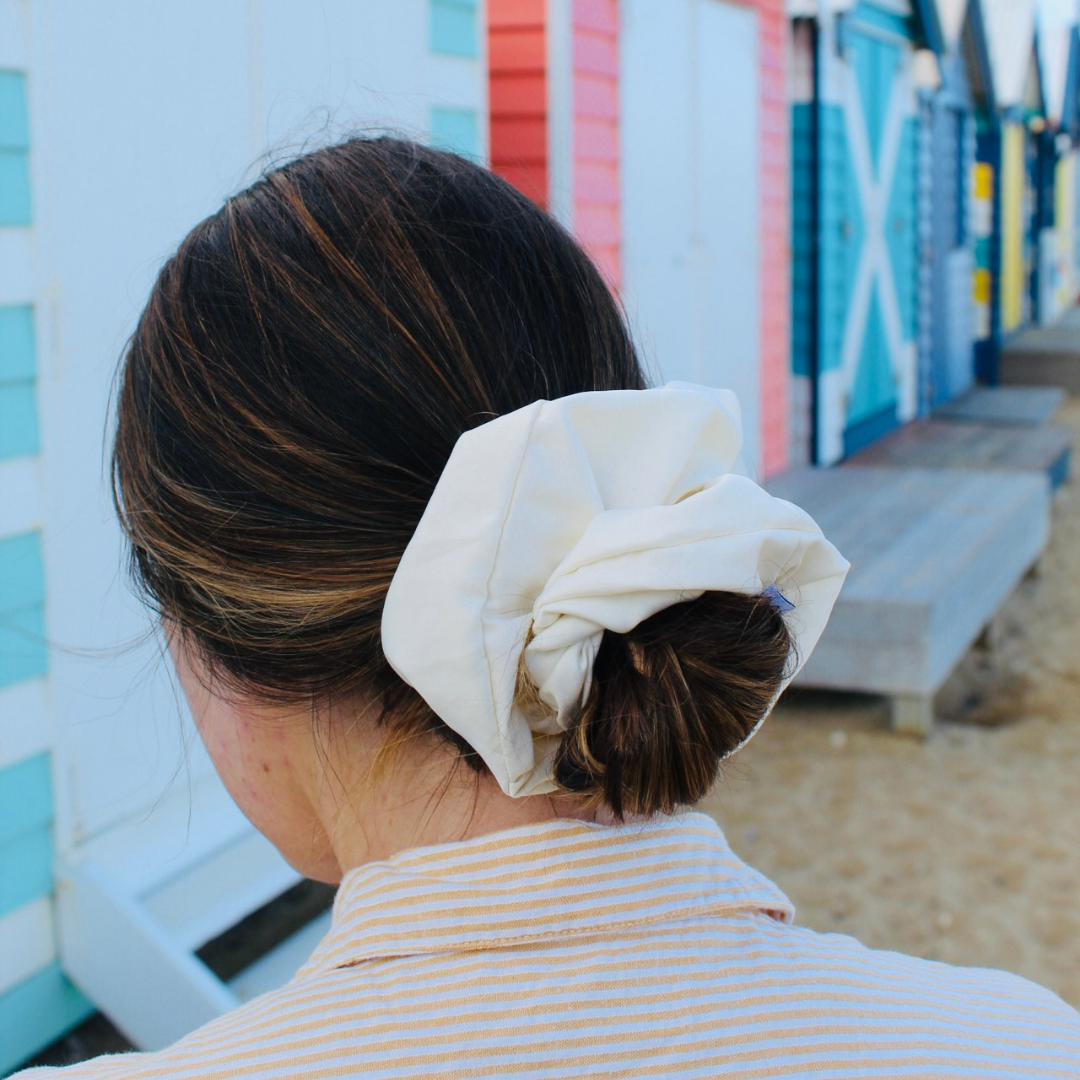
[18,813,1080,1079]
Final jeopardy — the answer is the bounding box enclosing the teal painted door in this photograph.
[852,29,904,449]
[811,7,919,463]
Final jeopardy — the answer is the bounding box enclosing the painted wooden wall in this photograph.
[1052,150,1077,314]
[622,0,792,476]
[919,47,977,410]
[430,0,487,162]
[489,0,548,205]
[491,0,789,476]
[0,1,486,1067]
[756,0,790,475]
[1035,147,1078,323]
[488,0,619,284]
[971,155,995,365]
[790,0,921,466]
[31,0,485,847]
[0,10,95,1067]
[999,119,1029,332]
[789,18,816,464]
[572,0,620,287]
[621,0,762,469]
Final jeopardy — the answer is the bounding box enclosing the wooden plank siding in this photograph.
[488,0,549,207]
[0,44,93,1072]
[488,0,620,284]
[571,0,620,286]
[0,69,32,226]
[489,0,789,474]
[753,0,790,475]
[0,5,494,1066]
[790,3,925,465]
[0,304,39,460]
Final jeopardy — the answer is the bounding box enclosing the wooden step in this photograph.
[844,418,1072,489]
[933,386,1064,426]
[767,467,1050,734]
[1000,308,1080,393]
[56,771,322,1050]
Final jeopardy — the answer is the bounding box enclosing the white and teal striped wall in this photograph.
[429,0,485,160]
[0,36,95,1070]
[0,1,485,1071]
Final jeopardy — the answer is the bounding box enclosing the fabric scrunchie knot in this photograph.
[382,383,849,798]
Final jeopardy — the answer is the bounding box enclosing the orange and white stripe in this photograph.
[17,813,1080,1079]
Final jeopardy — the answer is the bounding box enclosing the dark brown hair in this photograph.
[112,136,791,817]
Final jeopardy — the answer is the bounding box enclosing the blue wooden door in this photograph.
[926,88,975,409]
[844,24,917,454]
[806,6,919,464]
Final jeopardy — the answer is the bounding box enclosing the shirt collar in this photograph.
[298,812,793,976]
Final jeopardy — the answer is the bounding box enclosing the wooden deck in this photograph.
[933,386,1064,426]
[767,466,1050,734]
[844,417,1072,489]
[1001,308,1080,393]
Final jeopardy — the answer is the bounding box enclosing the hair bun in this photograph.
[553,591,794,818]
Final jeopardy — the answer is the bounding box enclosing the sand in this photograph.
[701,398,1080,1010]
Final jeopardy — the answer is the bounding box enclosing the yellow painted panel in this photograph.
[999,122,1025,332]
[1055,153,1076,312]
[972,162,994,239]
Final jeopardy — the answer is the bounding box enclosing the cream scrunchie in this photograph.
[381,383,849,798]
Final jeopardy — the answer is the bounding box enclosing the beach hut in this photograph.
[1059,25,1080,306]
[1069,27,1080,288]
[774,0,1059,739]
[1034,18,1079,323]
[973,2,1080,380]
[970,0,1032,380]
[979,1,1043,354]
[0,1,486,1068]
[789,0,945,465]
[487,0,789,477]
[916,0,995,412]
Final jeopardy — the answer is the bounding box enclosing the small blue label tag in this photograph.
[762,585,795,614]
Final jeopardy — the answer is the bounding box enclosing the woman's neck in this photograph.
[315,730,602,878]
[172,632,601,883]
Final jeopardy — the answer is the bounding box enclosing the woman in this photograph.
[20,138,1080,1079]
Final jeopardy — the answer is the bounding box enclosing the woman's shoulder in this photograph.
[12,912,1080,1080]
[769,916,1080,1040]
[9,1054,148,1080]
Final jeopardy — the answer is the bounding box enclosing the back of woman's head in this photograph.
[113,136,791,819]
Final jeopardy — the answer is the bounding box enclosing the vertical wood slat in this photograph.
[0,302,40,462]
[0,531,48,689]
[430,0,481,58]
[756,0,790,476]
[572,0,619,286]
[488,0,549,209]
[487,0,621,284]
[0,70,31,225]
[488,0,786,467]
